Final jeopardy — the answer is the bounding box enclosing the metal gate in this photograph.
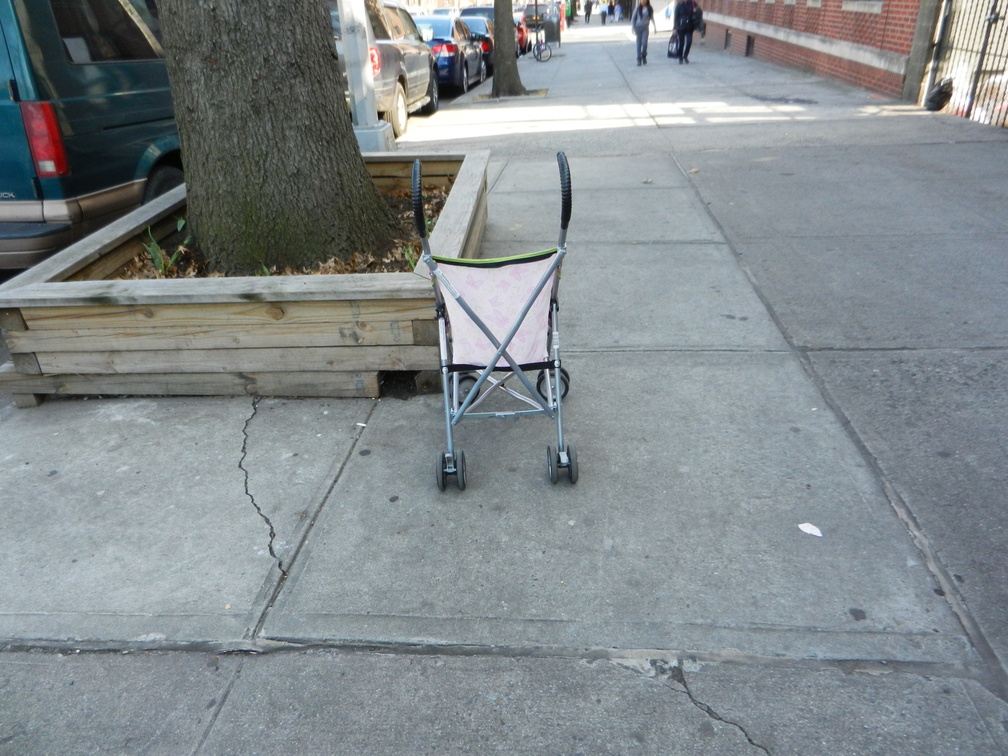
[923,0,1008,126]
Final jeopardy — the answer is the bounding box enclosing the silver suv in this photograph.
[328,0,438,137]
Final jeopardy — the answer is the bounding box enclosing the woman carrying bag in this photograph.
[631,0,658,65]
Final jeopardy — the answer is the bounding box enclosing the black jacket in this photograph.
[674,0,696,32]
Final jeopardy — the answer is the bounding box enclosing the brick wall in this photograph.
[703,0,923,97]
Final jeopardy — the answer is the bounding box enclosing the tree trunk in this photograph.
[492,0,528,97]
[157,0,399,276]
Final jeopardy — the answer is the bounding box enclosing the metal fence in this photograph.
[924,0,1008,126]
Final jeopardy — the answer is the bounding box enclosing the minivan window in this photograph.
[364,0,391,41]
[383,6,408,40]
[49,0,164,64]
[393,8,422,42]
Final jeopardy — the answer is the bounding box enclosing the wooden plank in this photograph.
[11,352,42,375]
[365,155,462,177]
[0,308,27,331]
[411,319,439,347]
[0,363,381,398]
[429,151,488,260]
[0,186,186,291]
[34,345,437,374]
[0,272,435,309]
[0,309,42,376]
[67,213,183,282]
[19,298,435,331]
[5,319,425,353]
[372,175,454,192]
[12,393,46,408]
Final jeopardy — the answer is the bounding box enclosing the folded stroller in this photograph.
[412,152,577,490]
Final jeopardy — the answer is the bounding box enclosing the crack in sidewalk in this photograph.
[652,659,771,755]
[239,397,287,578]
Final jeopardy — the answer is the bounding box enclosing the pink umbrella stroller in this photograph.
[412,153,577,490]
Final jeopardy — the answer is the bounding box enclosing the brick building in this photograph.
[700,0,943,101]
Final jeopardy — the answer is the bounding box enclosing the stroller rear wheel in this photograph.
[537,368,570,401]
[455,373,480,405]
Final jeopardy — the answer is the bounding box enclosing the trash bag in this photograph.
[925,78,954,111]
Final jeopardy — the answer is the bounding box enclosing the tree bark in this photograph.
[157,0,399,276]
[491,0,527,97]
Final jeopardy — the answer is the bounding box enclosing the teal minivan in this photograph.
[0,0,180,268]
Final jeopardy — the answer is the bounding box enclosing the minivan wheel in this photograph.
[142,165,184,203]
[387,83,407,138]
[421,73,439,115]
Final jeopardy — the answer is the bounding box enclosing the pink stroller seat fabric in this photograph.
[434,250,558,369]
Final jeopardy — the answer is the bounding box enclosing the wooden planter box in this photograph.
[0,152,489,407]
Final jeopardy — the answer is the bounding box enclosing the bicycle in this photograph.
[531,28,552,61]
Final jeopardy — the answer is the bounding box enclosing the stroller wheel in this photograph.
[566,443,578,484]
[456,373,479,404]
[436,452,448,491]
[537,368,570,401]
[546,445,559,484]
[456,449,467,491]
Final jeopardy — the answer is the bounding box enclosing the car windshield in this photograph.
[414,16,453,38]
[466,18,489,33]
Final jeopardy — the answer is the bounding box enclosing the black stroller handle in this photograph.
[557,152,571,231]
[411,159,427,239]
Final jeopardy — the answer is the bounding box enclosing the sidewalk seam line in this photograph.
[246,399,381,641]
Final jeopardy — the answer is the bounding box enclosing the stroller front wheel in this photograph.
[436,453,448,491]
[547,445,559,484]
[566,443,578,484]
[456,449,467,491]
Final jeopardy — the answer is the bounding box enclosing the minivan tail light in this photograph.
[20,102,69,178]
[369,46,381,77]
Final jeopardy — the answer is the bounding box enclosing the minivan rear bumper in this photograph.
[0,181,143,269]
[0,221,73,269]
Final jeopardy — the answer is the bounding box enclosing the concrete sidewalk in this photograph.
[2,21,1007,755]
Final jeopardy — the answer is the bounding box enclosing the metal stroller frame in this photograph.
[412,152,577,490]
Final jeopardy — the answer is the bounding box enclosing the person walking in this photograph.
[673,0,698,64]
[584,0,593,23]
[630,0,657,65]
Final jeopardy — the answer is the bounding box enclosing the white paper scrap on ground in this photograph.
[798,522,823,537]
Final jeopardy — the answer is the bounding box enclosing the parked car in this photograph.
[458,5,496,23]
[413,16,486,94]
[459,5,521,62]
[462,17,496,75]
[328,0,438,138]
[523,1,561,29]
[0,0,181,269]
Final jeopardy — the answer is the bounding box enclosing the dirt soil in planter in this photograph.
[117,189,447,280]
